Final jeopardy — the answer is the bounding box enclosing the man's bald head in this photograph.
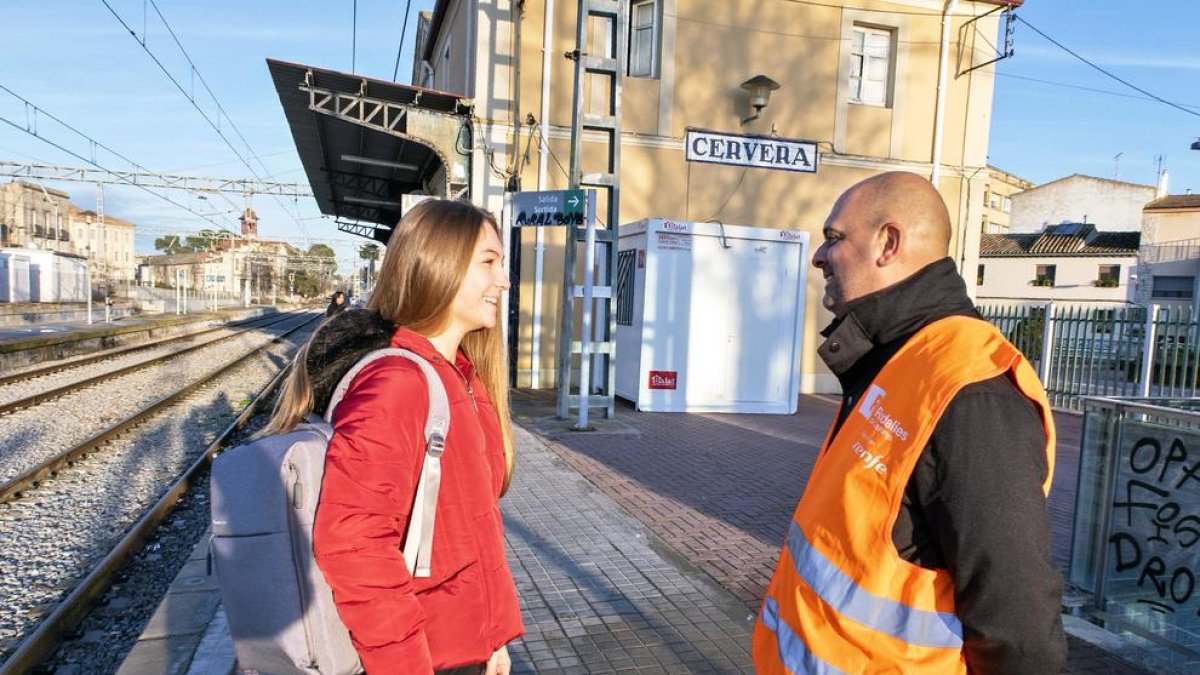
[812,172,953,316]
[837,171,951,264]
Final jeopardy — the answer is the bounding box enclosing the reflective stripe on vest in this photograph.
[783,520,963,649]
[761,597,845,675]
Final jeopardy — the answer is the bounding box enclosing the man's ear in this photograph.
[876,223,901,267]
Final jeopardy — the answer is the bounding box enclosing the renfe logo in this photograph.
[852,442,887,474]
[857,384,910,442]
[648,371,678,390]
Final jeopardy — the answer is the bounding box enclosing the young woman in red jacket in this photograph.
[268,199,523,674]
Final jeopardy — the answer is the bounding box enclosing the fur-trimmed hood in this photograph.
[305,308,395,416]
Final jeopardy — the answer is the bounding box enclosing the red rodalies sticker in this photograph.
[648,371,678,390]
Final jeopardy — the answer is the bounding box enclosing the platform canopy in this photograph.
[267,59,473,244]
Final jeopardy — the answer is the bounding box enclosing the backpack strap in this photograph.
[324,348,451,578]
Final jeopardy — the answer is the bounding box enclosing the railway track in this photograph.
[0,311,302,414]
[0,311,321,673]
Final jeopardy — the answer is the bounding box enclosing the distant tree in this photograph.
[153,228,237,254]
[358,243,380,262]
[307,243,337,276]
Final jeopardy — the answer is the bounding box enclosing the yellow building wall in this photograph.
[504,0,1004,393]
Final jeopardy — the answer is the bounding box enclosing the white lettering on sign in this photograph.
[685,128,819,174]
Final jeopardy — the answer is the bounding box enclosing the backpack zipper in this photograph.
[285,460,321,668]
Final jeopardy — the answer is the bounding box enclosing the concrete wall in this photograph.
[1143,207,1200,245]
[976,255,1135,306]
[1010,175,1155,233]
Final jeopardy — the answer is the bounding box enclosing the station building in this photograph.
[270,0,1022,394]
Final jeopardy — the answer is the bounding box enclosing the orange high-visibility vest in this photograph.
[753,316,1055,674]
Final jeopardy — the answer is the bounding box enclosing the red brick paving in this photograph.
[515,391,1152,674]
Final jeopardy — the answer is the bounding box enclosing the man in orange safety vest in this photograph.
[753,172,1066,674]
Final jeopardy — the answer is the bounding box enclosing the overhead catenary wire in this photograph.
[99,0,313,237]
[997,72,1200,111]
[1014,15,1200,120]
[393,0,416,82]
[0,84,225,229]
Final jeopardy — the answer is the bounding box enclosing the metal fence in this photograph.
[979,303,1200,410]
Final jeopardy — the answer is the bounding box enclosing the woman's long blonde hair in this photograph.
[266,199,516,495]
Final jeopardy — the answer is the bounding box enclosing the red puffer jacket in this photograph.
[313,327,523,673]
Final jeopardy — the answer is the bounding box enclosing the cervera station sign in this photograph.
[685,128,819,174]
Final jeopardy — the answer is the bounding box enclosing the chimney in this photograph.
[1157,170,1170,198]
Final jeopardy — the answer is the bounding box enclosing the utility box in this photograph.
[615,218,809,413]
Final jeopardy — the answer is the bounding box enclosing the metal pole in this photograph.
[576,191,597,430]
[1138,304,1160,398]
[85,257,93,325]
[1039,301,1056,385]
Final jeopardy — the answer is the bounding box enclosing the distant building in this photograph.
[1135,194,1200,312]
[137,213,301,302]
[976,222,1139,307]
[69,207,137,285]
[1009,174,1155,234]
[0,181,137,289]
[981,165,1033,234]
[0,181,70,250]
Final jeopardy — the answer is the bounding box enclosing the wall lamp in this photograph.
[740,75,781,125]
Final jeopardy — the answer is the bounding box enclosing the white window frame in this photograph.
[629,0,659,78]
[848,24,894,107]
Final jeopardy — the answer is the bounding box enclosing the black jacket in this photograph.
[818,258,1067,674]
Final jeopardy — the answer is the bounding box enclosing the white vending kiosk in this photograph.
[615,218,809,414]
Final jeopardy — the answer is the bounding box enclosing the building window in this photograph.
[849,25,893,107]
[1151,275,1195,299]
[1034,264,1056,287]
[989,195,999,209]
[629,0,658,78]
[1095,265,1120,288]
[977,264,985,286]
[1002,196,1012,213]
[616,249,637,326]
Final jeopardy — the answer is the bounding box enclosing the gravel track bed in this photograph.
[0,316,291,408]
[0,314,315,486]
[0,321,316,671]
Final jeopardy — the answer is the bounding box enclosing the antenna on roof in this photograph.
[1113,152,1123,180]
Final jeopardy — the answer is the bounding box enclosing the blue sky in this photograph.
[0,0,437,272]
[0,0,1196,272]
[990,0,1200,193]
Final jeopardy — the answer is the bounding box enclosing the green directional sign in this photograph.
[513,189,586,227]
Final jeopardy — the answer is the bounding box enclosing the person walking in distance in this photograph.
[753,172,1066,674]
[326,290,347,317]
[266,199,521,674]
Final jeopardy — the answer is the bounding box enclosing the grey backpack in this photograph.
[210,348,450,674]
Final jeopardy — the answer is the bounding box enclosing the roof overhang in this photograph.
[267,59,473,243]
